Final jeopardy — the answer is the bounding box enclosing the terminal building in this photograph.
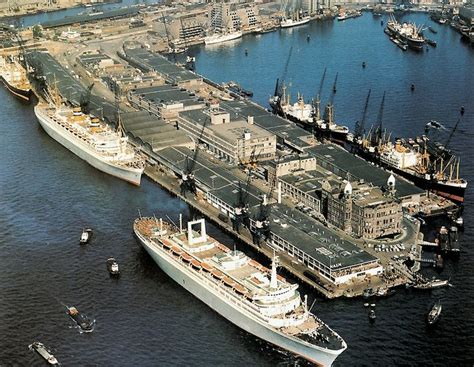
[177,108,277,164]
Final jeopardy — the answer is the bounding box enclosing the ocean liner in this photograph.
[134,217,347,366]
[0,55,32,101]
[34,97,145,185]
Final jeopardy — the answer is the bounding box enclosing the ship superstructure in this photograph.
[0,55,32,101]
[34,98,145,185]
[134,217,347,366]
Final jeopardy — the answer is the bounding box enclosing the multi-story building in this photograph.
[208,1,261,31]
[178,108,276,164]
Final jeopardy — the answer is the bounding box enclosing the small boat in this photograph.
[369,309,376,322]
[29,342,59,365]
[426,38,437,47]
[106,257,120,276]
[413,278,450,290]
[426,300,442,325]
[80,228,93,244]
[363,288,374,299]
[364,302,369,307]
[66,306,95,332]
[428,26,438,34]
[370,303,376,308]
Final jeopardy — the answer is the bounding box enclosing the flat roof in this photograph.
[41,7,139,28]
[309,144,425,199]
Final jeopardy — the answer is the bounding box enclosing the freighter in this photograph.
[385,16,425,51]
[134,217,347,366]
[34,98,145,185]
[0,55,32,102]
[349,134,467,203]
[269,82,349,143]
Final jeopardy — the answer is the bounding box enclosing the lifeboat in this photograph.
[233,284,248,295]
[277,275,286,282]
[191,259,201,269]
[201,262,213,272]
[162,240,172,250]
[211,269,224,280]
[181,253,192,262]
[171,246,183,256]
[223,276,236,288]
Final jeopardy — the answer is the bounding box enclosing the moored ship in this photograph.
[269,82,349,143]
[34,97,145,186]
[134,217,347,366]
[0,55,32,102]
[280,15,311,28]
[385,16,425,51]
[204,30,243,45]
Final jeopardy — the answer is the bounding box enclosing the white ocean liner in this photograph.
[280,16,311,28]
[134,217,347,366]
[34,102,145,185]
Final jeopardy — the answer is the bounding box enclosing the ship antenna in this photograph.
[138,209,142,219]
[270,250,279,289]
[166,215,179,230]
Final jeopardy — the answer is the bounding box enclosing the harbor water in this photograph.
[1,12,473,366]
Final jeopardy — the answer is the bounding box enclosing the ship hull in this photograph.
[204,31,242,45]
[281,18,311,28]
[34,106,143,186]
[0,75,32,102]
[348,144,466,203]
[135,231,344,367]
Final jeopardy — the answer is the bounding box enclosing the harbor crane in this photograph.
[371,91,386,147]
[252,178,276,246]
[233,171,253,233]
[80,82,95,115]
[271,46,293,118]
[179,17,195,71]
[313,67,327,121]
[322,73,339,129]
[180,119,207,197]
[354,89,371,139]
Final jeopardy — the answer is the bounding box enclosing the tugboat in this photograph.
[29,342,59,365]
[80,228,93,244]
[66,306,95,332]
[368,309,376,322]
[106,257,120,276]
[426,300,442,325]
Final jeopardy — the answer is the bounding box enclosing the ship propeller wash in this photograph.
[134,217,347,366]
[34,89,145,185]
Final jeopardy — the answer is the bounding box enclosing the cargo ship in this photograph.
[385,16,425,51]
[134,217,347,366]
[348,133,467,203]
[0,55,32,102]
[269,82,349,143]
[34,96,145,185]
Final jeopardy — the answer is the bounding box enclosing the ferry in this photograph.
[134,217,347,366]
[34,96,145,186]
[0,55,32,102]
[29,342,59,365]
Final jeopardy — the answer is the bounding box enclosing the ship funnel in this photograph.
[187,218,207,245]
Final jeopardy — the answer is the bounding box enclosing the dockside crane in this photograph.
[80,82,95,115]
[371,91,386,147]
[179,17,195,71]
[270,46,293,117]
[354,89,371,140]
[180,119,207,197]
[252,179,276,246]
[233,171,252,233]
[322,73,339,129]
[313,67,327,121]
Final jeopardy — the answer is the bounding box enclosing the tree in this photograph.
[32,24,43,39]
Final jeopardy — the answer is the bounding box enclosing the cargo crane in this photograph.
[233,171,252,233]
[313,67,327,122]
[161,12,176,61]
[80,82,95,115]
[432,117,463,181]
[252,179,276,246]
[354,89,371,142]
[270,46,293,117]
[322,73,339,131]
[370,91,386,147]
[180,119,207,197]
